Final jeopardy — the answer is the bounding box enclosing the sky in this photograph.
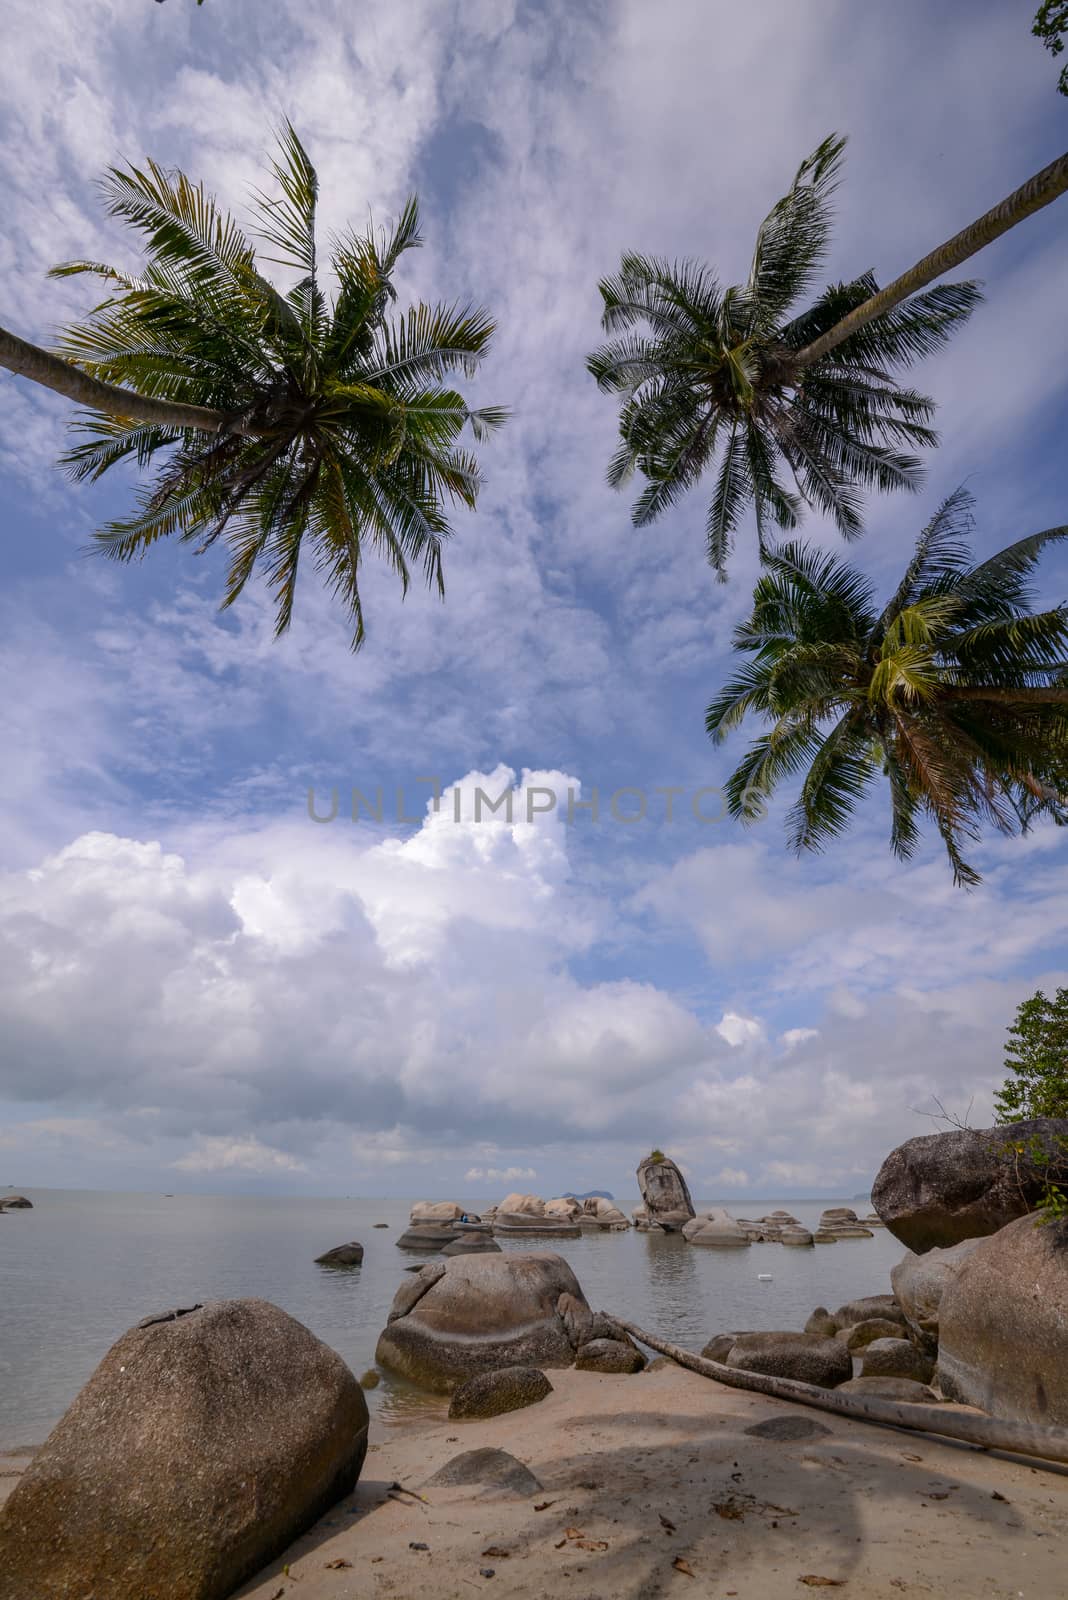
[1,0,1067,1205]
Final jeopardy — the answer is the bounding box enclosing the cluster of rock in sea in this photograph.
[631,1153,883,1244]
[393,1190,631,1252]
[3,1118,1066,1599]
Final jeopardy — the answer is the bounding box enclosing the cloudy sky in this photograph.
[1,0,1066,1203]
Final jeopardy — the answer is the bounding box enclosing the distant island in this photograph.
[564,1189,614,1202]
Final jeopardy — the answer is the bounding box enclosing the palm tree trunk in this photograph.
[0,323,251,435]
[796,148,1068,370]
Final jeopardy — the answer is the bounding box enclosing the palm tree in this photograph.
[0,125,504,647]
[590,136,1068,575]
[706,488,1068,885]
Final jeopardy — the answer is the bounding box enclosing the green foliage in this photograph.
[588,135,980,575]
[648,1149,666,1164]
[995,988,1068,1121]
[50,124,504,648]
[706,488,1068,884]
[1033,2,1068,94]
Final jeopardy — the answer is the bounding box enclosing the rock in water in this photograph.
[891,1239,983,1351]
[683,1209,751,1247]
[448,1367,553,1419]
[375,1251,587,1391]
[410,1200,464,1224]
[636,1151,695,1231]
[0,1195,32,1209]
[315,1241,364,1266]
[871,1117,1068,1252]
[0,1299,368,1600]
[725,1332,852,1388]
[937,1212,1068,1426]
[441,1234,502,1255]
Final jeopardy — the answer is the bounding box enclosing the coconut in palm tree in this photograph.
[706,488,1068,885]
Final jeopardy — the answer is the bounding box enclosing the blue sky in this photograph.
[1,0,1067,1202]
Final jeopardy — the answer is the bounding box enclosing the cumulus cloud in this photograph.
[173,1136,306,1174]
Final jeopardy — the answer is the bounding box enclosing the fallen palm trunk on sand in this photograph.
[615,1318,1068,1467]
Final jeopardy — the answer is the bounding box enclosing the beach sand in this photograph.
[4,1364,1066,1598]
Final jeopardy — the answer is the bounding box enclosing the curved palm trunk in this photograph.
[0,323,248,435]
[796,148,1068,369]
[615,1316,1068,1467]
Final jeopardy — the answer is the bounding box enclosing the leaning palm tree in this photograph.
[706,489,1068,885]
[0,125,504,647]
[590,135,1068,576]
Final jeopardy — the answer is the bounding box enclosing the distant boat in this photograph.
[757,1273,773,1281]
[564,1190,615,1202]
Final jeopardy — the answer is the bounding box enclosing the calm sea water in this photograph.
[0,1189,904,1448]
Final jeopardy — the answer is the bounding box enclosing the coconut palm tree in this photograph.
[589,136,1068,576]
[0,125,504,647]
[706,488,1068,885]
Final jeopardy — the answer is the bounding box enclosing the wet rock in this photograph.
[315,1241,364,1266]
[376,1251,587,1392]
[726,1332,852,1388]
[937,1212,1068,1426]
[424,1448,543,1497]
[871,1117,1068,1252]
[861,1337,936,1385]
[448,1367,553,1419]
[574,1337,646,1374]
[0,1300,368,1600]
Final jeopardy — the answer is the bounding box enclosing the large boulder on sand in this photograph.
[636,1151,695,1230]
[891,1239,983,1351]
[0,1300,368,1600]
[375,1251,588,1392]
[725,1331,851,1388]
[871,1117,1068,1252]
[575,1337,646,1373]
[937,1212,1068,1426]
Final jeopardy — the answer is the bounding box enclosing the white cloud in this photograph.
[172,1136,306,1174]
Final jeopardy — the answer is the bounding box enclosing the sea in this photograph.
[0,1189,904,1449]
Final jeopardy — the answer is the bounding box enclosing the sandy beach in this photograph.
[10,1362,1053,1600]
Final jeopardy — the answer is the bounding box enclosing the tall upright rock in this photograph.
[636,1151,695,1231]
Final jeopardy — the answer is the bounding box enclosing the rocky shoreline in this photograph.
[2,1122,1066,1598]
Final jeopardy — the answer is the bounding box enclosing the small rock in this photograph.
[315,1242,364,1267]
[441,1235,502,1256]
[804,1309,838,1338]
[359,1369,381,1390]
[574,1338,645,1374]
[448,1367,553,1420]
[845,1317,909,1351]
[726,1332,852,1389]
[861,1338,935,1385]
[424,1448,542,1497]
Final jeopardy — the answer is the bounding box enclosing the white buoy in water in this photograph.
[757,1273,773,1281]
